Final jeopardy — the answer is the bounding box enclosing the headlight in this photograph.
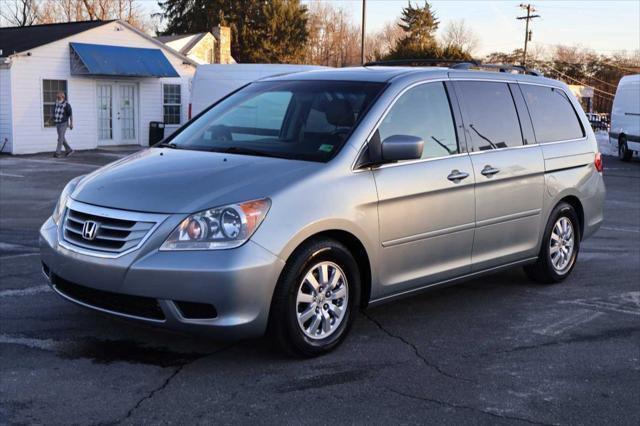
[52,176,84,225]
[160,199,271,250]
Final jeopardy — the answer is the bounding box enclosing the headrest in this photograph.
[325,99,355,127]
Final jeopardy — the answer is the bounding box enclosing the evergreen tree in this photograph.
[397,0,439,50]
[385,1,470,61]
[158,0,309,63]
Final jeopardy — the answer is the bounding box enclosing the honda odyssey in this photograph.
[40,66,605,356]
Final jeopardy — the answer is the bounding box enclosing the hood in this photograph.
[72,148,322,214]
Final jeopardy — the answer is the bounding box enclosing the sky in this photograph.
[142,0,640,56]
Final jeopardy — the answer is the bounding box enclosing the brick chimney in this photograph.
[212,25,232,64]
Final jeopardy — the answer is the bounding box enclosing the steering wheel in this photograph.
[331,127,351,139]
[208,125,233,142]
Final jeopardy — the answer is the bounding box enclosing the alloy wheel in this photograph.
[296,261,349,340]
[549,217,575,273]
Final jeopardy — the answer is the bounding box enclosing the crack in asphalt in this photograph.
[386,387,555,426]
[361,311,473,383]
[111,344,236,425]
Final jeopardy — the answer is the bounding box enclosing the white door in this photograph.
[97,82,138,146]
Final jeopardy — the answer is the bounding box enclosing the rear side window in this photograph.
[520,84,585,143]
[455,81,523,151]
[377,82,458,159]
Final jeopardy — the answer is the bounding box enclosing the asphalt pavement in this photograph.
[1,147,638,425]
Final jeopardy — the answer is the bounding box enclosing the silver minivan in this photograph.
[40,66,606,356]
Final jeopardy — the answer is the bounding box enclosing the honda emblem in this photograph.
[82,221,99,240]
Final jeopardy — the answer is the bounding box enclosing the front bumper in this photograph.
[39,215,285,339]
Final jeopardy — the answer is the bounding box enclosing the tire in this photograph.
[619,135,632,162]
[524,202,581,284]
[268,238,360,357]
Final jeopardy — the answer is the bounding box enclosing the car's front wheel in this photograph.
[268,238,360,357]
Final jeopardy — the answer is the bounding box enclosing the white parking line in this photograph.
[533,310,604,336]
[601,226,640,233]
[0,172,25,178]
[560,292,640,316]
[0,252,39,260]
[0,158,100,169]
[0,334,58,351]
[0,285,50,297]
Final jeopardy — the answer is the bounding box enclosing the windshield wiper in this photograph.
[215,146,288,159]
[156,142,180,149]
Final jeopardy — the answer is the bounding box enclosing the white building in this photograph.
[0,20,197,155]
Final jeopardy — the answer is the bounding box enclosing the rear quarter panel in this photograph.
[539,94,605,247]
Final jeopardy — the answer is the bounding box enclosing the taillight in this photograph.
[188,103,192,120]
[594,152,603,173]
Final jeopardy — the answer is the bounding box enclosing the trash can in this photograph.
[148,121,165,146]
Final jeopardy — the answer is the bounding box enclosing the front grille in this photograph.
[53,275,165,321]
[63,207,155,254]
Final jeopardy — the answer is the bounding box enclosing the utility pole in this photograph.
[517,4,540,67]
[361,0,366,64]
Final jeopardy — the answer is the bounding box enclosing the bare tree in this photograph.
[1,0,39,26]
[1,0,153,33]
[305,2,361,67]
[440,19,479,55]
[365,20,404,62]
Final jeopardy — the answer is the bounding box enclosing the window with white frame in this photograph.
[43,79,68,127]
[163,84,181,125]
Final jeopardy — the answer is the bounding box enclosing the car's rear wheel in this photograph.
[524,202,581,284]
[619,135,632,162]
[268,238,360,357]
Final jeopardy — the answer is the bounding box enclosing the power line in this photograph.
[517,3,540,67]
[546,65,616,97]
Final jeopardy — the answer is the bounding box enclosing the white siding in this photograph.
[8,21,194,154]
[0,67,12,153]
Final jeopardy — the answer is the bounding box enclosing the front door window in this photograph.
[97,84,113,140]
[119,84,136,140]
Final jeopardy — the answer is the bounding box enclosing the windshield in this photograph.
[161,80,386,162]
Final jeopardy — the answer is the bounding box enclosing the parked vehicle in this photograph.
[189,64,326,118]
[586,112,608,131]
[610,74,640,161]
[40,66,605,356]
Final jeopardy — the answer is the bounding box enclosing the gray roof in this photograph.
[0,20,111,58]
[264,66,563,87]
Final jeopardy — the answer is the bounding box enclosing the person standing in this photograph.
[54,91,74,158]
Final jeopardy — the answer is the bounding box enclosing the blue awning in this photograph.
[69,42,179,78]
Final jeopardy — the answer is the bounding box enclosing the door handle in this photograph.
[481,165,500,177]
[447,170,469,182]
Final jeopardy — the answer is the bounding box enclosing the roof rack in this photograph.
[364,59,541,76]
[364,58,481,67]
[463,63,542,76]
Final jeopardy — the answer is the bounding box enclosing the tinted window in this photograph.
[166,81,384,162]
[520,84,585,143]
[378,82,458,159]
[456,81,523,151]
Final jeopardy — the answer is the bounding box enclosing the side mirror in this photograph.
[381,135,424,162]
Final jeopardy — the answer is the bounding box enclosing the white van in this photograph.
[190,64,327,118]
[610,74,640,161]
